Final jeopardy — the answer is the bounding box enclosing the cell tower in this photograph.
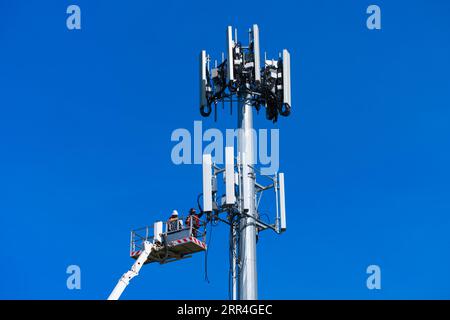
[108,24,290,301]
[200,24,291,300]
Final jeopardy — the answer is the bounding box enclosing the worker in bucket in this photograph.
[167,210,183,232]
[185,208,202,237]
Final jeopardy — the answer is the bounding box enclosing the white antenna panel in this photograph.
[252,24,261,83]
[200,50,208,109]
[202,153,213,212]
[225,146,235,205]
[226,26,235,82]
[279,172,286,232]
[282,49,291,107]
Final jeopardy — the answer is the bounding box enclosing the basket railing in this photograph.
[130,215,206,256]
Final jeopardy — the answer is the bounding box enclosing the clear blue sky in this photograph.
[1,0,450,299]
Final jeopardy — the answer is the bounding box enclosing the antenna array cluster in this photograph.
[201,146,287,234]
[200,25,292,122]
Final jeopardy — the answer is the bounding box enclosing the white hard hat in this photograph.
[172,210,178,216]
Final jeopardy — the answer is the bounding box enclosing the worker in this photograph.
[167,210,183,232]
[185,208,202,237]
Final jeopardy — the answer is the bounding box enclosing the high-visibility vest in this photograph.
[186,215,200,228]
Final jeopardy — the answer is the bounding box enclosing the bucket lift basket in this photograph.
[130,215,207,264]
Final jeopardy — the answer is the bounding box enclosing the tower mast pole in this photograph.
[237,86,258,300]
[200,24,291,300]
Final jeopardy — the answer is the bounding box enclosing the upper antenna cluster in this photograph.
[200,25,292,122]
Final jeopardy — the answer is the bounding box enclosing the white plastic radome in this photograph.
[226,26,235,82]
[282,49,291,107]
[202,153,213,212]
[225,146,235,205]
[200,50,208,109]
[279,172,286,232]
[252,24,261,83]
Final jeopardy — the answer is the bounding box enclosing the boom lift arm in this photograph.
[108,241,154,300]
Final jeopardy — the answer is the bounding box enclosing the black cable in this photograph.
[200,104,212,117]
[204,220,213,284]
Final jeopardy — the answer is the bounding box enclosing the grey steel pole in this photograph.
[237,87,258,300]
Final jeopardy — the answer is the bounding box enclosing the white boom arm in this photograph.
[108,241,154,300]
